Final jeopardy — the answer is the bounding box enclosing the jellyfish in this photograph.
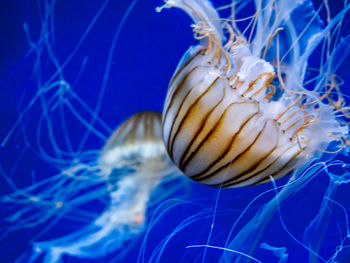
[2,110,179,263]
[10,111,177,263]
[155,0,350,262]
[159,0,348,187]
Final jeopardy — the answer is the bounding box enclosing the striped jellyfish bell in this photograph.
[100,111,169,178]
[159,0,348,188]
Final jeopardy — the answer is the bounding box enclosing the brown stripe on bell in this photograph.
[100,111,168,174]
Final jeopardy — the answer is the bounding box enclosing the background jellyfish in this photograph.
[0,1,350,263]
[0,1,185,262]
[13,111,178,263]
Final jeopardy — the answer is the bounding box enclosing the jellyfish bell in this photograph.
[158,0,349,188]
[100,111,170,179]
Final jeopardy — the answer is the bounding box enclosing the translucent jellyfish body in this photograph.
[160,0,349,188]
[9,112,177,263]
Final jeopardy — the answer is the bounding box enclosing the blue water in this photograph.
[1,0,350,262]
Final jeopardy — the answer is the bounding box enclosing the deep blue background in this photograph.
[0,0,350,262]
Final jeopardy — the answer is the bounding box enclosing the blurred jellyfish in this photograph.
[0,1,183,262]
[1,110,178,263]
[15,112,177,263]
[157,0,350,262]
